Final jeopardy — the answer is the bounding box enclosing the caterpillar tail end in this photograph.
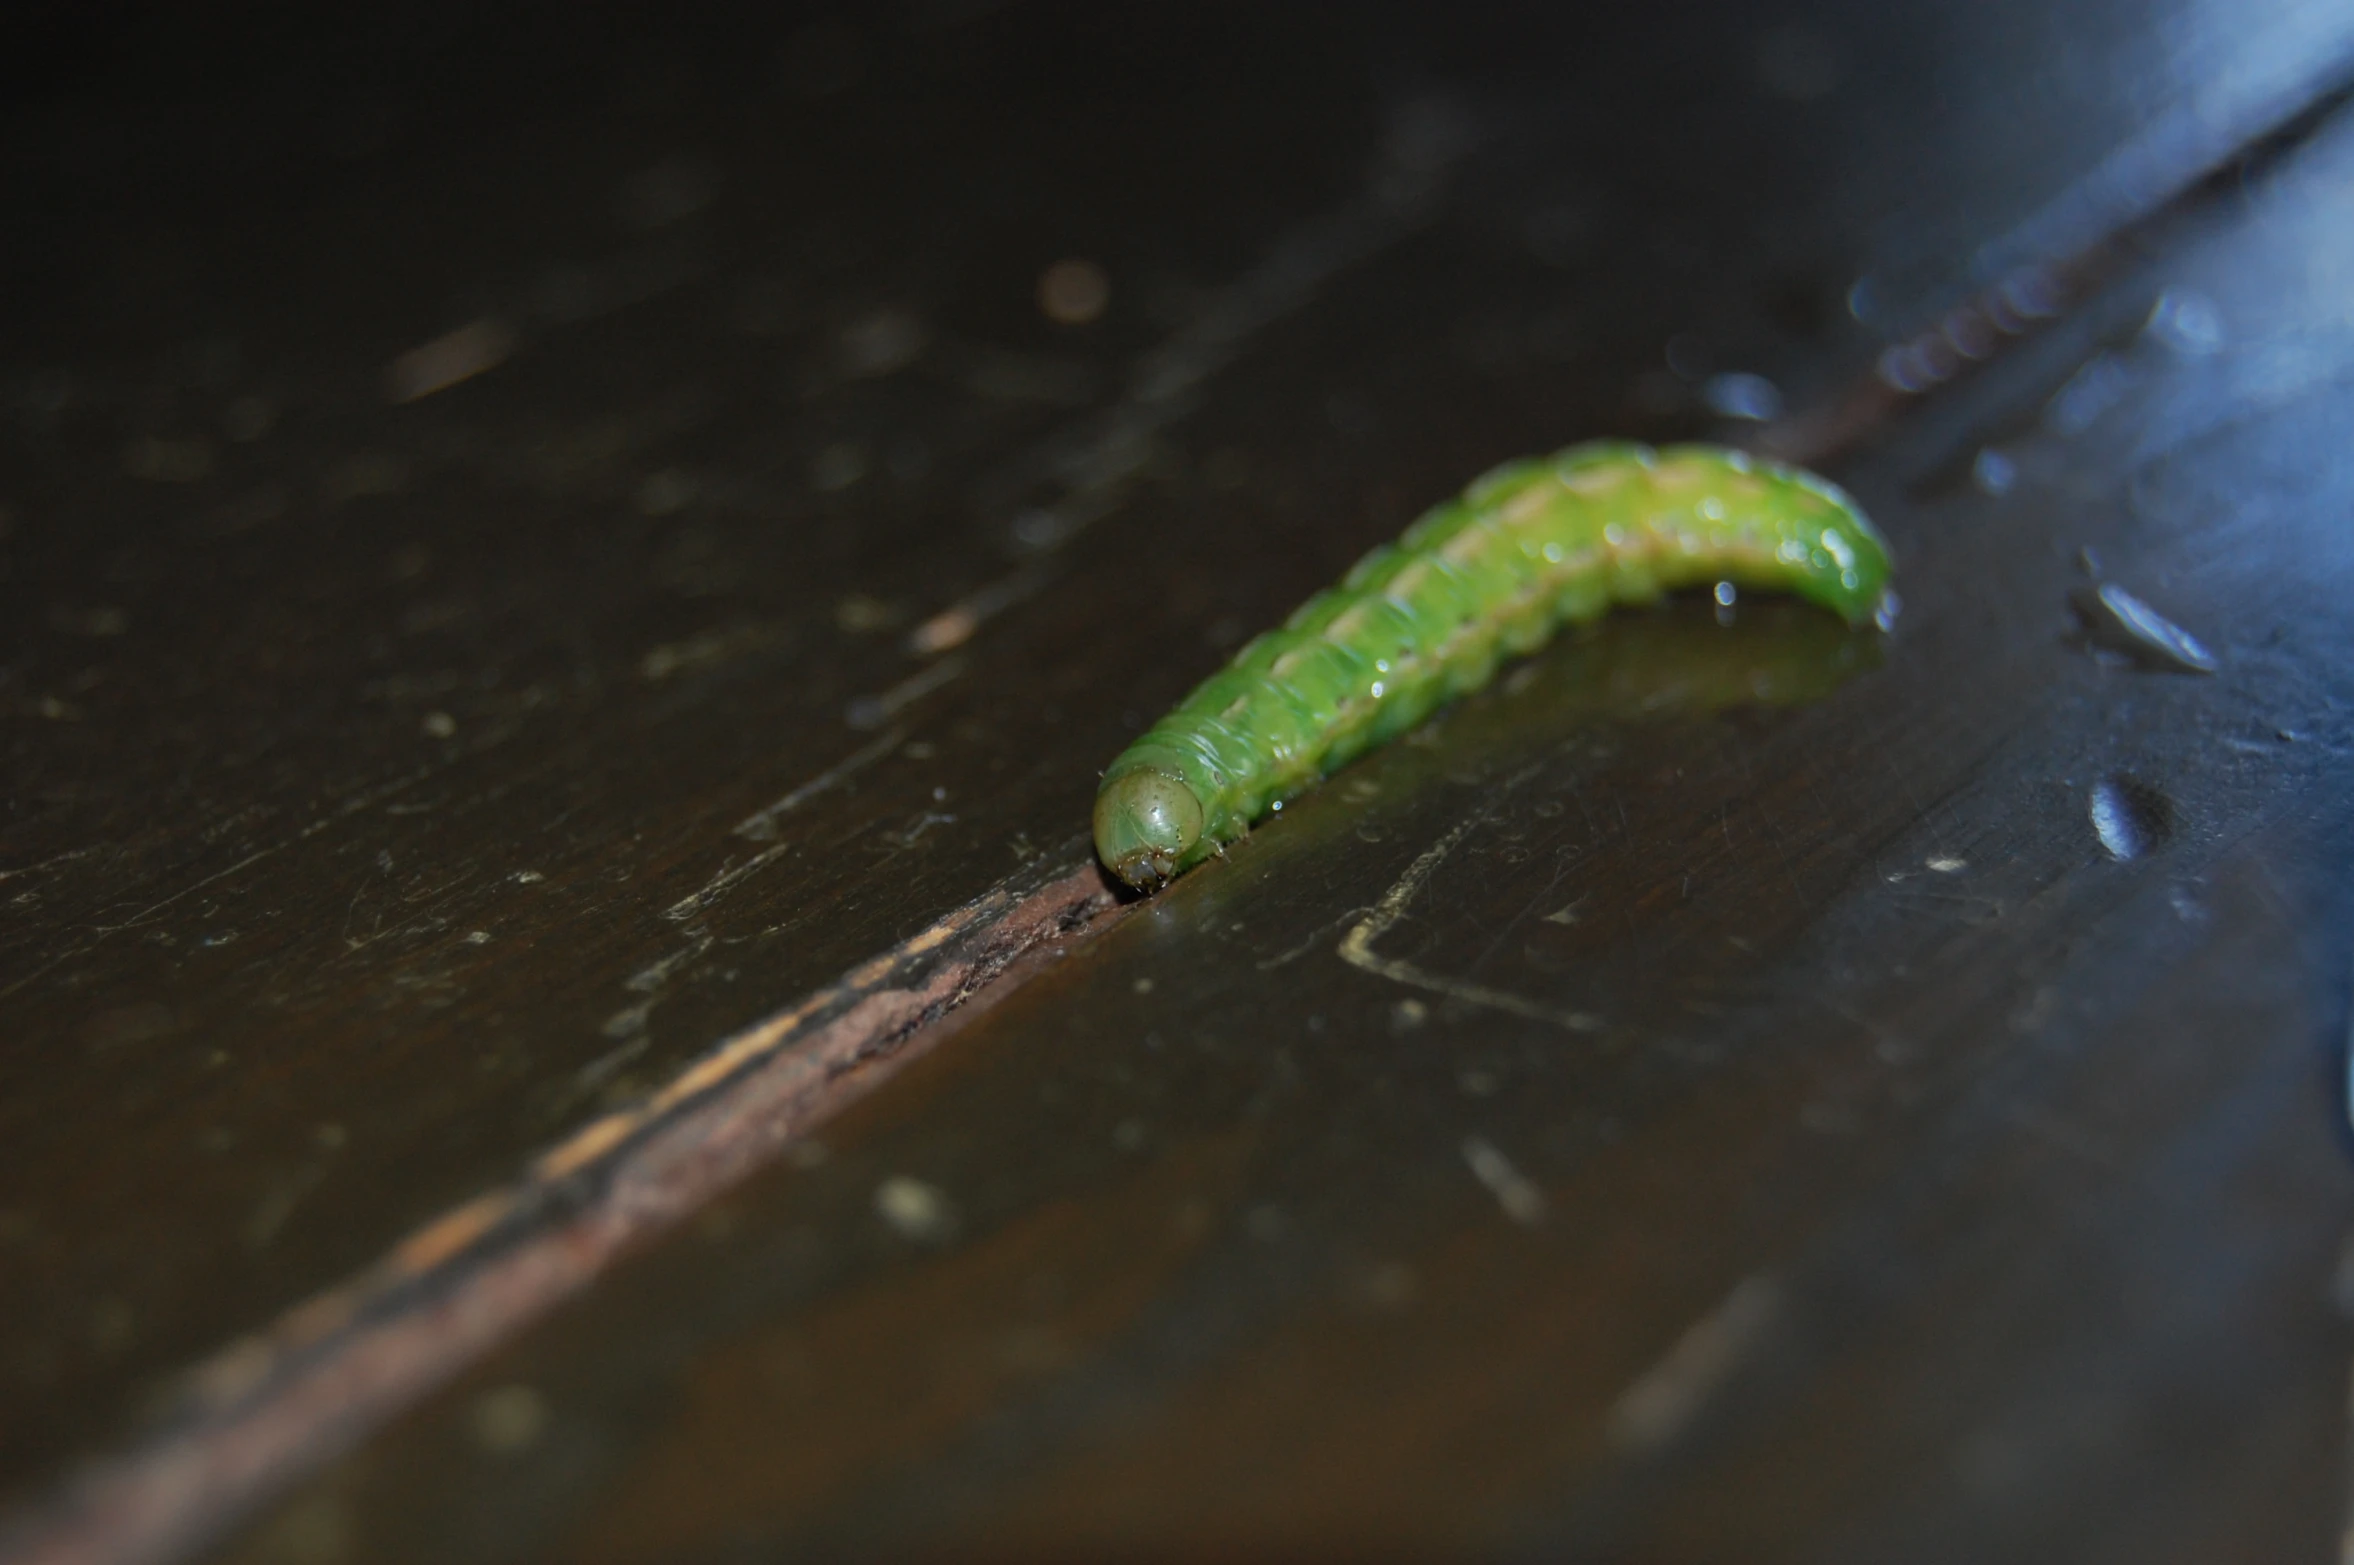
[1093,768,1204,893]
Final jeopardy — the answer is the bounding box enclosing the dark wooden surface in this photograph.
[5,2,2354,1560]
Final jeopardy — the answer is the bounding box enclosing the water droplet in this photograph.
[2044,352,2135,436]
[2089,776,2174,861]
[1972,448,2016,495]
[2079,582,2217,674]
[2143,289,2224,357]
[1702,371,1782,421]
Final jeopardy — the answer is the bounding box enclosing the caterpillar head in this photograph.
[1093,767,1204,893]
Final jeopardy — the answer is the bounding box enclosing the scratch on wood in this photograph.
[1338,804,1604,1033]
[586,933,719,1066]
[0,847,282,1003]
[1254,906,1375,972]
[624,934,713,998]
[1607,1274,1783,1453]
[732,725,905,843]
[0,854,1117,1565]
[932,95,1474,623]
[0,845,98,884]
[845,655,964,732]
[904,567,1052,655]
[668,721,920,926]
[664,843,793,924]
[879,811,957,850]
[1461,1135,1547,1225]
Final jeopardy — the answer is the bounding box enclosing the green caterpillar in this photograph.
[1093,441,1894,892]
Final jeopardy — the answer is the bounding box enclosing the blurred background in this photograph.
[5,3,2354,1562]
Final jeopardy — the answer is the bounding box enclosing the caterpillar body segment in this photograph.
[1093,441,1893,892]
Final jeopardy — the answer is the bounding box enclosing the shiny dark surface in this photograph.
[3,2,2351,1559]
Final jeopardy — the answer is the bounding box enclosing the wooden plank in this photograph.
[3,2,2352,1560]
[218,24,2354,1565]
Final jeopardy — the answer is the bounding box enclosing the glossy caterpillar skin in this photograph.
[1094,441,1894,892]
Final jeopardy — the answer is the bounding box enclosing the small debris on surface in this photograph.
[469,1385,547,1455]
[385,319,516,403]
[1608,1275,1782,1452]
[1461,1136,1546,1225]
[874,1176,953,1241]
[907,604,980,654]
[1037,257,1111,325]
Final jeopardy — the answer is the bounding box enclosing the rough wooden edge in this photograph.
[0,856,1120,1565]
